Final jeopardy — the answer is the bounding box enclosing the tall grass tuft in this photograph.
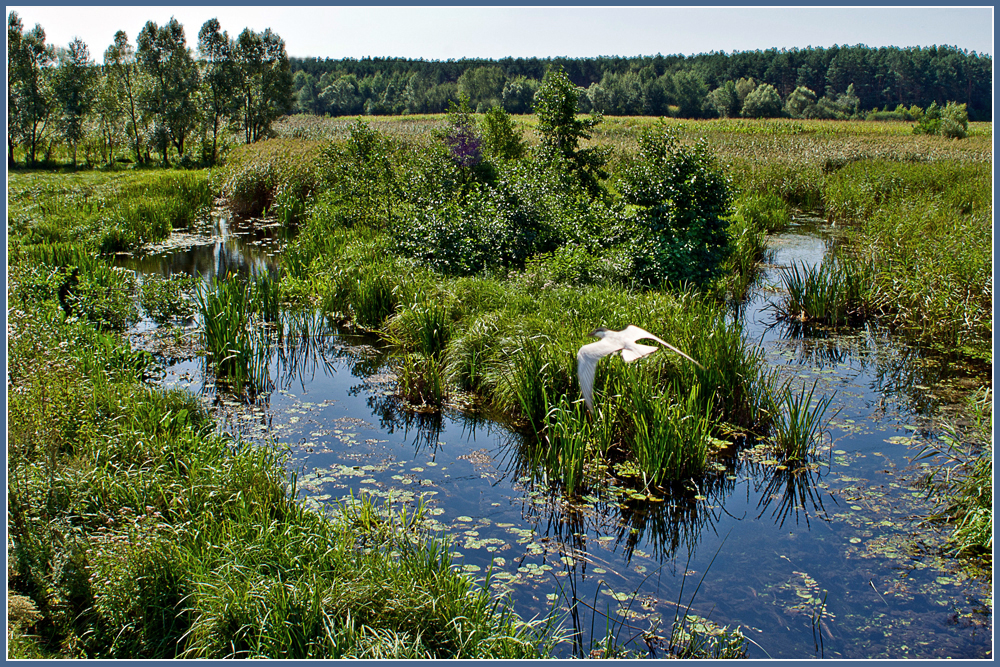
[394,352,448,408]
[500,336,574,430]
[767,380,836,461]
[774,260,869,326]
[915,387,992,556]
[621,372,713,484]
[352,272,398,330]
[197,273,279,396]
[533,395,596,496]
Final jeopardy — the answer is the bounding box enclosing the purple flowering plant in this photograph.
[443,96,482,169]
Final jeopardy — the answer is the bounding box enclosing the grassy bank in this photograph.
[7,169,215,253]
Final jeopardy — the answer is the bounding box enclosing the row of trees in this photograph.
[7,12,293,168]
[290,44,991,120]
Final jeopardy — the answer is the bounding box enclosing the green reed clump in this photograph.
[725,159,825,211]
[352,272,399,330]
[9,244,140,332]
[621,375,713,484]
[719,190,788,300]
[250,271,282,324]
[533,395,600,496]
[500,336,577,431]
[767,380,836,461]
[394,352,449,407]
[730,190,792,233]
[916,387,992,556]
[444,311,503,392]
[774,260,869,325]
[384,300,456,406]
[197,273,279,395]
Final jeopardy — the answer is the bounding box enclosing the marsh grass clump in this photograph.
[528,383,625,497]
[352,272,399,330]
[197,272,281,395]
[767,380,837,461]
[500,336,576,431]
[9,244,140,331]
[916,387,993,556]
[394,352,449,408]
[714,190,789,300]
[621,373,713,484]
[774,260,869,326]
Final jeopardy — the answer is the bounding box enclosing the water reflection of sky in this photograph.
[136,216,991,660]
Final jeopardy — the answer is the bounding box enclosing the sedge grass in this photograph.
[767,379,837,462]
[774,260,869,326]
[914,387,993,556]
[197,273,283,396]
[622,374,713,484]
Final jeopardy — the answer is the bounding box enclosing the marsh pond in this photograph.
[118,209,991,660]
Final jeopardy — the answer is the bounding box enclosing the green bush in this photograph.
[479,105,526,160]
[617,122,731,285]
[940,101,969,139]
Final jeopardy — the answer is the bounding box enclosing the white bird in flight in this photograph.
[576,325,703,412]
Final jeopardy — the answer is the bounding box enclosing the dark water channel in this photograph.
[120,213,991,660]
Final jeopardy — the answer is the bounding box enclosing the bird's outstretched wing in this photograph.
[577,338,623,411]
[620,342,659,363]
[621,325,704,369]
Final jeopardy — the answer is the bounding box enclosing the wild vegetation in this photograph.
[6,208,564,660]
[7,52,991,657]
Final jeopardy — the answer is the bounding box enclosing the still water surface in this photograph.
[119,213,991,659]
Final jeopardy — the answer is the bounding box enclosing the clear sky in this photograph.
[7,6,994,62]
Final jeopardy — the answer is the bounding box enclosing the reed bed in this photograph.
[825,160,992,353]
[767,380,837,462]
[773,260,870,326]
[197,272,283,396]
[915,387,993,556]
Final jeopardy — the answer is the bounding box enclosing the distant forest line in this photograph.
[290,45,992,120]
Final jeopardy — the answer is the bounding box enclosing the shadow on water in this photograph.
[126,212,991,659]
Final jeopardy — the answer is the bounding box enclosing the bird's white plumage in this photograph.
[576,325,703,411]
